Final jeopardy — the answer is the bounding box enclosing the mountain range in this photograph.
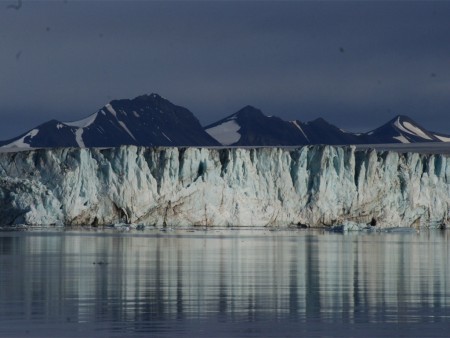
[1,93,449,149]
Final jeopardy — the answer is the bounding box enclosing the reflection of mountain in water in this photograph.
[0,230,449,336]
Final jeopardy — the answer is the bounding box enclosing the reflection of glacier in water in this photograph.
[0,229,449,337]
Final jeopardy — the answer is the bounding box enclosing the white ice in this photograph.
[0,145,448,229]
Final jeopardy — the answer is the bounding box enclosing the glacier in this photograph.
[0,145,449,228]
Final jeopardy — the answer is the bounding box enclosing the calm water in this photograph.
[0,228,449,337]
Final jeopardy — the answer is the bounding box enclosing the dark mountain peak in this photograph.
[310,117,327,123]
[3,92,450,149]
[134,93,165,102]
[238,105,262,113]
[0,93,219,148]
[388,114,413,123]
[109,92,169,108]
[308,117,337,128]
[234,105,266,119]
[365,114,440,143]
[104,93,201,125]
[392,114,408,120]
[297,117,362,145]
[379,115,424,130]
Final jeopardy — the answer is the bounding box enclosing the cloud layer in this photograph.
[0,1,449,138]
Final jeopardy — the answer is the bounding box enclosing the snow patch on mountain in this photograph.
[205,120,241,145]
[402,121,432,140]
[1,129,39,149]
[105,104,117,117]
[74,129,85,148]
[63,113,100,147]
[117,121,137,141]
[64,113,97,128]
[291,121,309,142]
[394,117,432,140]
[435,134,450,142]
[162,132,171,142]
[393,135,410,143]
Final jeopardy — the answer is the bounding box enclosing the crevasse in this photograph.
[0,146,448,228]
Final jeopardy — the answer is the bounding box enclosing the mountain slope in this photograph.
[205,106,309,146]
[205,108,364,146]
[2,94,450,149]
[298,118,363,145]
[205,109,450,146]
[0,94,220,148]
[364,115,445,144]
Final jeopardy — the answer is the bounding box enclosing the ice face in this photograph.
[0,145,448,228]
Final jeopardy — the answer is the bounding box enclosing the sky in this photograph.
[1,0,449,139]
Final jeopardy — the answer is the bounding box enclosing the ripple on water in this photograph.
[0,228,449,337]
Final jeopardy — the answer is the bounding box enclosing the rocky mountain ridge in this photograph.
[1,93,449,148]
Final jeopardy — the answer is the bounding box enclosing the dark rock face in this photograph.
[205,110,450,146]
[205,106,309,146]
[0,94,220,148]
[2,94,449,148]
[362,115,447,144]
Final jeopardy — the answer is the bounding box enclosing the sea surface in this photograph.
[0,227,449,337]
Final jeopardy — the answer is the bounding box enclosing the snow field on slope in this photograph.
[205,120,241,145]
[394,118,432,140]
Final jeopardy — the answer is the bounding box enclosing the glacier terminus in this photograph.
[0,145,448,228]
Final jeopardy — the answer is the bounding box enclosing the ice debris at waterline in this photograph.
[0,146,449,228]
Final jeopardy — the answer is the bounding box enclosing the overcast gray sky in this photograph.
[1,0,449,139]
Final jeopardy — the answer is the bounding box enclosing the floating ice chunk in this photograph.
[331,221,370,232]
[383,227,417,234]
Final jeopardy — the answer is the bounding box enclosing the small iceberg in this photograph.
[331,221,372,232]
[382,227,418,234]
[331,221,418,233]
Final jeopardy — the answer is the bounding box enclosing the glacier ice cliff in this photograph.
[0,146,449,228]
